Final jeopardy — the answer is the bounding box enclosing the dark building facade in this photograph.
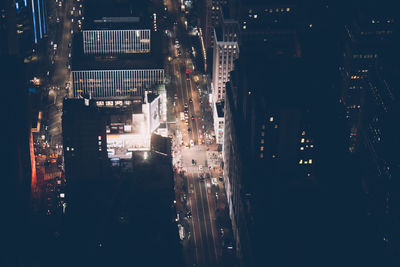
[1,56,32,267]
[339,2,397,152]
[62,98,109,213]
[223,39,378,266]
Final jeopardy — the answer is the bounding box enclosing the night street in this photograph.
[3,0,400,267]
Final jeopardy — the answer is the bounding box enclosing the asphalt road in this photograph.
[47,0,75,147]
[167,5,223,266]
[188,172,220,267]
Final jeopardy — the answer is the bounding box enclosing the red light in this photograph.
[186,69,190,74]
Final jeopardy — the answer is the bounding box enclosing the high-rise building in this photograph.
[1,56,32,267]
[199,0,227,52]
[211,15,239,104]
[339,3,396,152]
[210,8,239,145]
[223,41,369,266]
[62,98,109,213]
[223,50,315,265]
[358,62,400,263]
[71,31,164,99]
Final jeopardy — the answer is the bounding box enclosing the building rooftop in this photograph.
[83,0,153,30]
[71,31,164,71]
[215,101,224,117]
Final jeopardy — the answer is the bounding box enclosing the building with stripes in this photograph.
[71,28,164,100]
[72,69,164,98]
[83,29,151,54]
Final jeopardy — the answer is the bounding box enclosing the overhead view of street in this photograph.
[166,2,234,266]
[4,0,399,267]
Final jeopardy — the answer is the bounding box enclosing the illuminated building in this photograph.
[101,91,162,158]
[71,30,164,100]
[211,16,239,104]
[1,0,47,57]
[83,29,151,54]
[210,8,239,145]
[72,69,165,99]
[213,101,225,145]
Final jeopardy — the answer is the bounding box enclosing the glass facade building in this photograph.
[83,29,151,54]
[72,69,165,98]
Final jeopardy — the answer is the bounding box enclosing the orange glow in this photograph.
[30,130,37,190]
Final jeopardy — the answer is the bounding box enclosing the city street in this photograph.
[166,3,235,266]
[47,0,76,147]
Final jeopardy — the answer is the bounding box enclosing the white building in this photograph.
[211,20,239,104]
[211,15,239,145]
[213,101,225,144]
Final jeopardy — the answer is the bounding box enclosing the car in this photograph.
[188,127,191,132]
[184,113,189,119]
[218,176,223,182]
[184,107,188,113]
[199,165,203,171]
[190,140,194,147]
[189,98,192,103]
[185,119,189,125]
[192,159,196,165]
[184,103,188,108]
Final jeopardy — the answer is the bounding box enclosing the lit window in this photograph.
[304,160,308,164]
[260,146,264,151]
[301,131,305,136]
[301,138,305,143]
[260,153,264,158]
[286,8,290,12]
[310,145,314,148]
[254,14,258,19]
[269,117,274,122]
[261,139,264,144]
[274,124,278,129]
[300,147,304,150]
[299,160,303,164]
[309,159,312,164]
